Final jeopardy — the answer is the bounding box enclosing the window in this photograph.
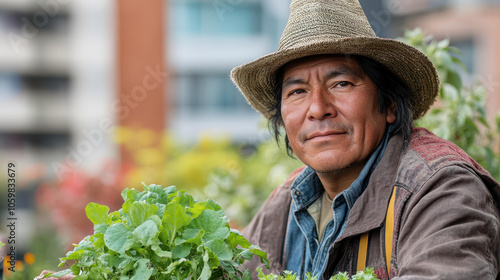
[0,132,70,150]
[175,73,254,115]
[23,74,70,94]
[171,0,263,36]
[0,73,22,99]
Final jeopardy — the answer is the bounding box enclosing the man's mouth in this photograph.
[306,130,346,141]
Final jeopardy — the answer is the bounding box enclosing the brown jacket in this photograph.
[243,128,500,279]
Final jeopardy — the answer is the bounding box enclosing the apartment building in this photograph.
[168,0,290,143]
[0,0,115,177]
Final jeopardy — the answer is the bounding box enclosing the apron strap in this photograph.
[357,186,396,277]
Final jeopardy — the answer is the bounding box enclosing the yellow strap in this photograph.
[357,187,397,274]
[385,188,397,277]
[356,232,369,272]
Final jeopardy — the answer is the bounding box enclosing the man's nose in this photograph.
[307,87,337,120]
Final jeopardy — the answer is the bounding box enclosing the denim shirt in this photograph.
[284,128,391,279]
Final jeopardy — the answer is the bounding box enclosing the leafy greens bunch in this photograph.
[256,268,379,280]
[46,184,269,280]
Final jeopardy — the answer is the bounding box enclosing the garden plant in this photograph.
[43,184,268,280]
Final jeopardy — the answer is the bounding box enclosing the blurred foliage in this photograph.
[36,161,125,247]
[402,28,500,180]
[115,125,302,228]
[3,230,67,280]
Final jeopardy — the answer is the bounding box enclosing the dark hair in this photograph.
[268,55,414,157]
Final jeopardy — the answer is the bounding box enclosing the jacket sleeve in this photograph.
[394,165,500,279]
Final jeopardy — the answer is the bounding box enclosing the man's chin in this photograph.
[311,164,352,176]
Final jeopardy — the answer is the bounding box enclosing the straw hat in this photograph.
[230,0,440,120]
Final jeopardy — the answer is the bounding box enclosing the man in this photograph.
[230,0,500,279]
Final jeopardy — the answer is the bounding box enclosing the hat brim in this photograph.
[230,37,440,120]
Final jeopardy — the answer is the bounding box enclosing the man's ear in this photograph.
[386,103,396,124]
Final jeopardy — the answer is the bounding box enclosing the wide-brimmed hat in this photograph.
[230,0,440,120]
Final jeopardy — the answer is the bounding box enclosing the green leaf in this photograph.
[128,201,159,227]
[118,256,135,270]
[61,249,86,261]
[227,229,251,249]
[199,248,212,280]
[121,188,140,203]
[109,211,121,222]
[175,228,205,246]
[242,269,253,280]
[437,67,448,85]
[331,272,349,280]
[171,190,194,208]
[94,224,108,235]
[70,264,81,276]
[151,240,172,258]
[131,258,153,280]
[104,223,132,254]
[446,69,462,92]
[219,259,241,279]
[165,258,194,279]
[160,186,178,202]
[203,199,223,211]
[451,55,468,72]
[162,203,193,244]
[43,269,73,278]
[132,220,159,246]
[92,233,105,250]
[205,239,233,261]
[442,83,459,102]
[188,202,208,218]
[145,183,164,195]
[352,268,379,280]
[247,245,268,259]
[187,210,230,241]
[172,242,191,258]
[447,45,462,54]
[437,38,449,49]
[85,203,110,225]
[146,214,162,228]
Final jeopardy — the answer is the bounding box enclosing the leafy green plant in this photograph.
[256,268,379,280]
[45,184,269,279]
[402,28,500,180]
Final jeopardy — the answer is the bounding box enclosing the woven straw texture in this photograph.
[230,0,440,120]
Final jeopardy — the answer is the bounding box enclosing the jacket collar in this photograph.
[336,131,405,241]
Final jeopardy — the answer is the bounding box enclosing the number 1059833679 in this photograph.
[7,162,16,217]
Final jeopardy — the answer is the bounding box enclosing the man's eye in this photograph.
[337,81,352,87]
[289,89,306,96]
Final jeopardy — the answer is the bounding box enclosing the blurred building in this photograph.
[1,0,499,177]
[0,0,115,256]
[0,0,71,170]
[0,0,116,176]
[168,0,290,142]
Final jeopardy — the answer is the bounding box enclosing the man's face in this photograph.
[280,55,396,177]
